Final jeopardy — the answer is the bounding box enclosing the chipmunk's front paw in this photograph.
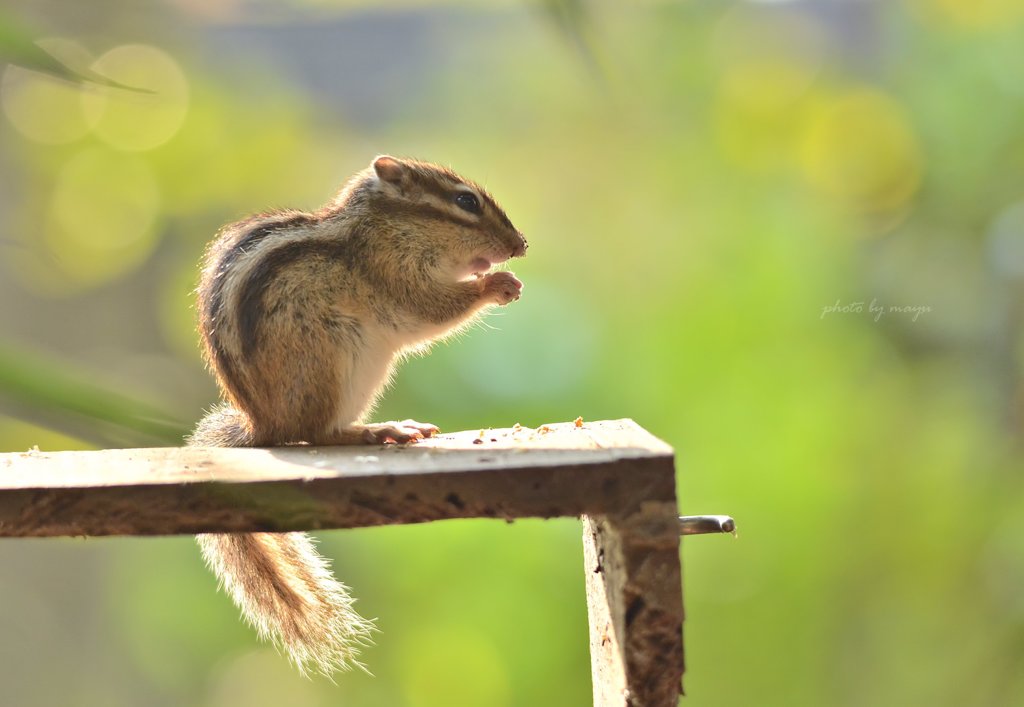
[480,271,523,305]
[360,420,440,444]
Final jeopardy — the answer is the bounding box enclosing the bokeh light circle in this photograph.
[1,65,91,144]
[799,88,923,213]
[81,44,189,151]
[45,147,161,286]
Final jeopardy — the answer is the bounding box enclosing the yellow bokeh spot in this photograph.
[721,59,818,117]
[81,44,189,151]
[715,58,820,172]
[712,9,825,173]
[1,64,91,144]
[909,0,1024,30]
[43,147,161,287]
[799,88,923,213]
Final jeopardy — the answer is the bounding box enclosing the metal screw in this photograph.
[678,515,736,536]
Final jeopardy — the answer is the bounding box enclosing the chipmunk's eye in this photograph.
[454,192,481,215]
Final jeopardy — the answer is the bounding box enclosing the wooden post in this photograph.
[0,419,684,704]
[584,512,684,706]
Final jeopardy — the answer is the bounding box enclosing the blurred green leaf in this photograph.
[0,8,153,93]
[536,0,606,84]
[0,345,187,447]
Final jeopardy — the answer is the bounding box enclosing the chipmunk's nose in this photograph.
[512,235,528,258]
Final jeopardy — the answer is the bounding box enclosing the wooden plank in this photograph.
[0,418,685,704]
[0,419,675,537]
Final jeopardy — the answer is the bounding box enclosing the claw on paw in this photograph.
[362,420,440,444]
[399,419,440,437]
[480,271,523,306]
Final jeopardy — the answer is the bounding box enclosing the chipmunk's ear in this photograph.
[373,155,406,184]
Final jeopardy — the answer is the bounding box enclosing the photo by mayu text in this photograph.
[820,299,932,322]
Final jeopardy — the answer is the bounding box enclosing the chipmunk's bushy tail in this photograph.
[189,403,374,675]
[196,532,373,675]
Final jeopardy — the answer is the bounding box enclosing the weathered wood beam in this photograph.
[584,512,684,707]
[0,418,684,705]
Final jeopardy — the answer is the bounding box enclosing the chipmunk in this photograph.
[188,155,527,675]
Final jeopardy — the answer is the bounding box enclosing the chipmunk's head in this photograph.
[363,155,527,280]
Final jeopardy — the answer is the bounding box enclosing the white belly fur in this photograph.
[329,327,400,431]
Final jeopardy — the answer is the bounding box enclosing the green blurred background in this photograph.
[1,0,1023,705]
